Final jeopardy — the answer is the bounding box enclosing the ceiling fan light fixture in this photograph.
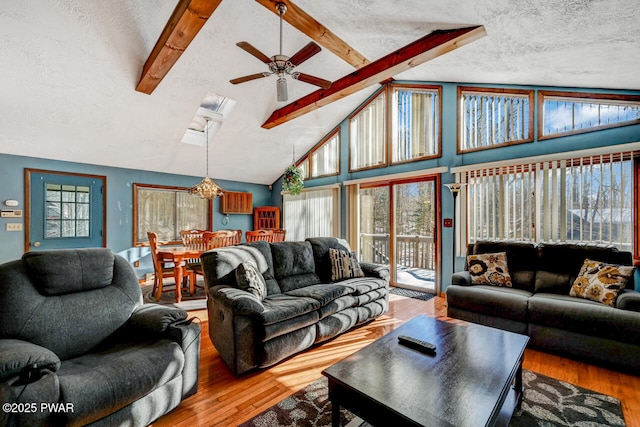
[277,76,288,102]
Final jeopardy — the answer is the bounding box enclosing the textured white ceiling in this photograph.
[1,0,639,185]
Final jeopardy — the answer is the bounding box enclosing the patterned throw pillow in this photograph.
[329,248,364,281]
[467,252,513,287]
[570,259,634,306]
[235,261,268,300]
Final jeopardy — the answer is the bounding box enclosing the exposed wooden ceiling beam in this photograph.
[136,0,223,95]
[262,26,486,129]
[255,0,370,69]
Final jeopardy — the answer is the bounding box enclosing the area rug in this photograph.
[238,370,625,427]
[389,287,435,301]
[141,284,207,311]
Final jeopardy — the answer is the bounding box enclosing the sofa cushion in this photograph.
[57,339,184,426]
[23,248,114,296]
[467,252,512,287]
[260,294,321,325]
[528,293,640,344]
[472,241,537,292]
[285,283,352,306]
[306,237,352,283]
[569,259,634,306]
[446,285,532,322]
[329,248,364,281]
[270,242,320,292]
[0,256,141,361]
[201,244,280,295]
[337,277,388,295]
[236,261,268,301]
[535,243,633,294]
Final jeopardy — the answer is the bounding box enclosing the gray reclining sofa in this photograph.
[0,248,200,427]
[201,237,389,375]
[447,240,640,374]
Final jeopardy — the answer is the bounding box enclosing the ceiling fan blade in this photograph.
[236,41,272,64]
[288,42,321,66]
[230,72,270,85]
[293,72,331,90]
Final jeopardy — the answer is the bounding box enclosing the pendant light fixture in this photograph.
[189,118,225,199]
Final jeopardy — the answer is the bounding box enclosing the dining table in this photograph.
[155,246,205,303]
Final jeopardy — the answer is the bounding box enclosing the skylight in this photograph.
[182,93,236,146]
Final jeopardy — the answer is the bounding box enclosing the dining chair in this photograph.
[245,229,274,242]
[222,229,242,244]
[204,230,238,249]
[271,228,286,242]
[147,231,189,301]
[179,229,208,290]
[180,229,208,251]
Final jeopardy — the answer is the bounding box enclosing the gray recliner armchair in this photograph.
[0,248,200,427]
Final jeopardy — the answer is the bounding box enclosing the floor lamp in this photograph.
[444,183,466,275]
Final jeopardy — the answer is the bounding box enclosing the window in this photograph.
[539,91,640,140]
[349,89,386,171]
[464,151,634,251]
[297,157,310,180]
[45,183,91,238]
[458,87,533,153]
[283,187,340,241]
[391,85,441,163]
[311,131,340,177]
[133,183,212,245]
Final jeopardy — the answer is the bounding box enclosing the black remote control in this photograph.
[398,335,436,354]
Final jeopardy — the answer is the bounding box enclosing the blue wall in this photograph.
[272,81,640,292]
[0,153,271,273]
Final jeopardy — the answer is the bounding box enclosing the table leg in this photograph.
[173,261,184,303]
[515,359,524,409]
[328,380,340,427]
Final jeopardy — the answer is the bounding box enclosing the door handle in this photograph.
[33,241,41,247]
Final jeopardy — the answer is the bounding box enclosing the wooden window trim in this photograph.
[132,183,212,246]
[457,86,535,154]
[348,86,389,173]
[389,83,443,164]
[538,90,640,141]
[301,127,341,179]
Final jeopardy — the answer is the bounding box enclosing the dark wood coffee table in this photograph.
[322,315,529,427]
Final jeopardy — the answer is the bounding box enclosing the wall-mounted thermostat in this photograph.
[1,210,23,218]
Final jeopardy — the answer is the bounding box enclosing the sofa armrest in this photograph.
[213,286,265,315]
[0,339,60,383]
[452,270,473,286]
[128,304,188,334]
[0,339,61,426]
[360,262,390,281]
[616,289,640,313]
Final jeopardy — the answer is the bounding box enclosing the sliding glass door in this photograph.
[359,176,439,293]
[393,180,437,290]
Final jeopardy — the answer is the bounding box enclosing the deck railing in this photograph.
[360,233,435,270]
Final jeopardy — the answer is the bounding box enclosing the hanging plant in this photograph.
[282,165,304,195]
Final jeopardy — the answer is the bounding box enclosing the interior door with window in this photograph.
[26,170,106,252]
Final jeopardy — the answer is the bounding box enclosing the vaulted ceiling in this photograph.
[2,0,639,185]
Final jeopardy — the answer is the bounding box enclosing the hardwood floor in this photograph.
[153,295,640,427]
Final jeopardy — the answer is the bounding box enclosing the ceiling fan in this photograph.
[230,2,331,102]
